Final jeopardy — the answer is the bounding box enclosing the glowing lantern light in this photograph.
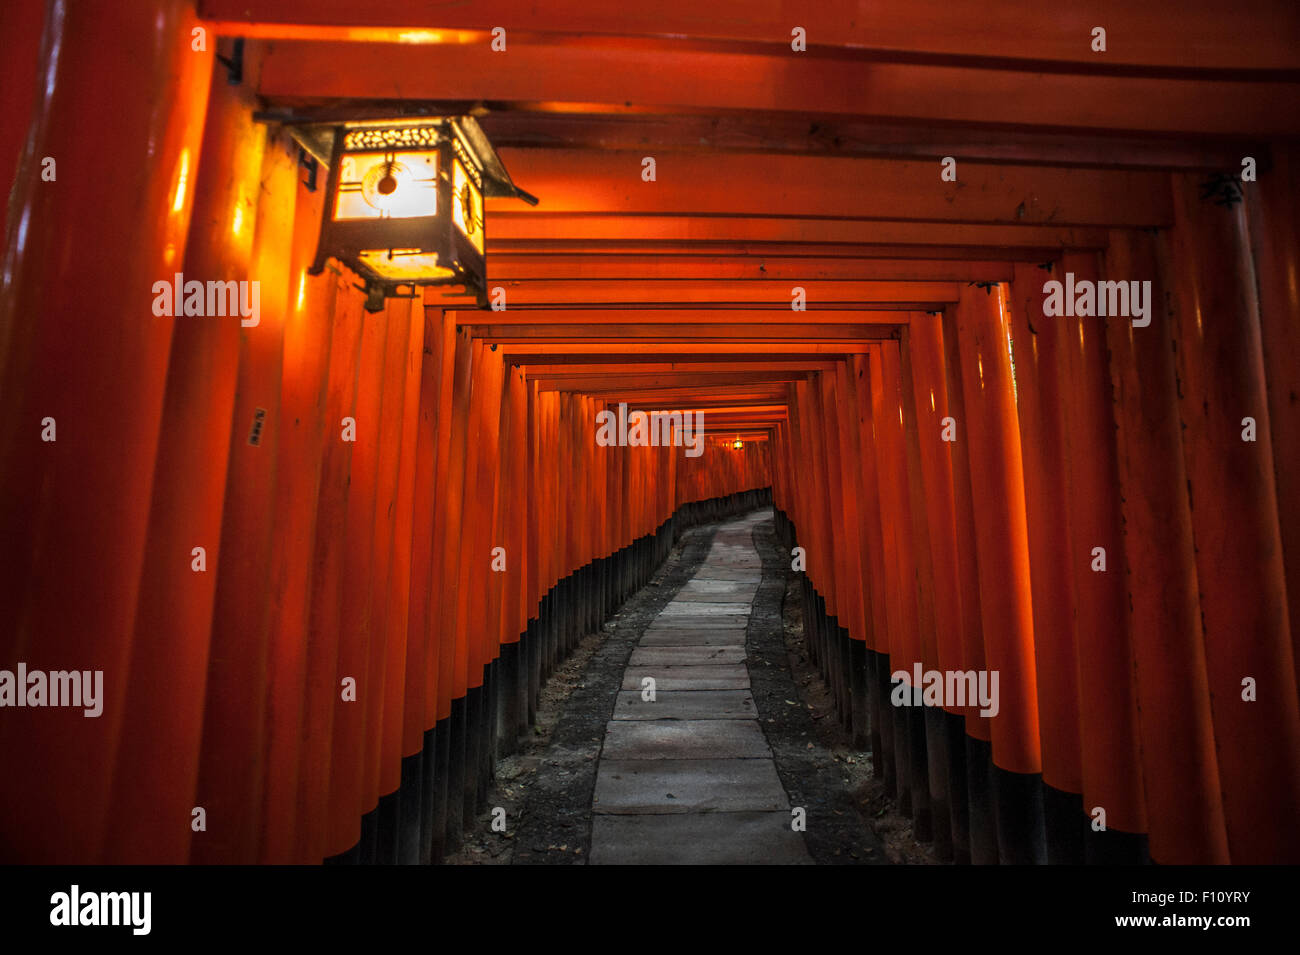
[309,117,535,311]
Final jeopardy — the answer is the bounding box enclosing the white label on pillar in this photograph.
[491,546,507,572]
[191,546,207,572]
[341,417,356,442]
[341,677,356,701]
[941,416,957,442]
[1091,546,1107,572]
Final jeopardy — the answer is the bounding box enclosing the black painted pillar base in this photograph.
[375,788,400,865]
[849,638,870,750]
[398,750,423,864]
[419,725,439,865]
[944,711,971,865]
[462,684,481,827]
[965,735,998,864]
[991,763,1046,864]
[1042,780,1085,864]
[497,642,519,759]
[870,650,897,797]
[445,696,466,853]
[358,805,378,865]
[892,678,913,817]
[924,705,953,861]
[907,702,932,842]
[430,719,450,863]
[1084,821,1150,865]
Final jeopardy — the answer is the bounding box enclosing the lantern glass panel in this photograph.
[452,158,485,254]
[358,249,456,281]
[333,149,439,221]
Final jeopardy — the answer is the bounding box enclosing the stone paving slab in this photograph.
[621,665,750,690]
[593,758,789,813]
[638,629,747,647]
[645,619,752,630]
[679,579,757,594]
[672,590,759,603]
[658,602,752,615]
[612,689,757,720]
[586,510,815,863]
[600,718,770,759]
[628,646,747,667]
[589,812,812,864]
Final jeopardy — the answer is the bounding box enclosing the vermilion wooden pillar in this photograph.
[355,295,415,861]
[1103,228,1229,864]
[1005,261,1085,864]
[295,285,365,863]
[903,315,967,860]
[952,283,1044,864]
[1245,146,1300,692]
[891,339,938,843]
[1057,252,1148,862]
[870,345,923,819]
[0,0,211,863]
[190,132,295,864]
[322,293,390,860]
[258,147,338,867]
[1166,172,1300,863]
[0,0,44,236]
[848,355,896,802]
[258,129,338,865]
[423,312,462,863]
[373,298,425,862]
[99,47,260,864]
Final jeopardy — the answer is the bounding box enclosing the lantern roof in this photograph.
[280,112,537,206]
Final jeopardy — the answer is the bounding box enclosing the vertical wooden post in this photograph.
[1058,251,1148,862]
[0,0,211,862]
[952,283,1044,864]
[1104,228,1229,864]
[191,130,296,864]
[1165,172,1300,863]
[1245,147,1300,691]
[1006,261,1085,863]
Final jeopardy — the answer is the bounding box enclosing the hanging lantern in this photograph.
[309,116,535,311]
[732,437,744,450]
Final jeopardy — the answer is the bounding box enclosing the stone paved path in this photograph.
[588,511,812,864]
